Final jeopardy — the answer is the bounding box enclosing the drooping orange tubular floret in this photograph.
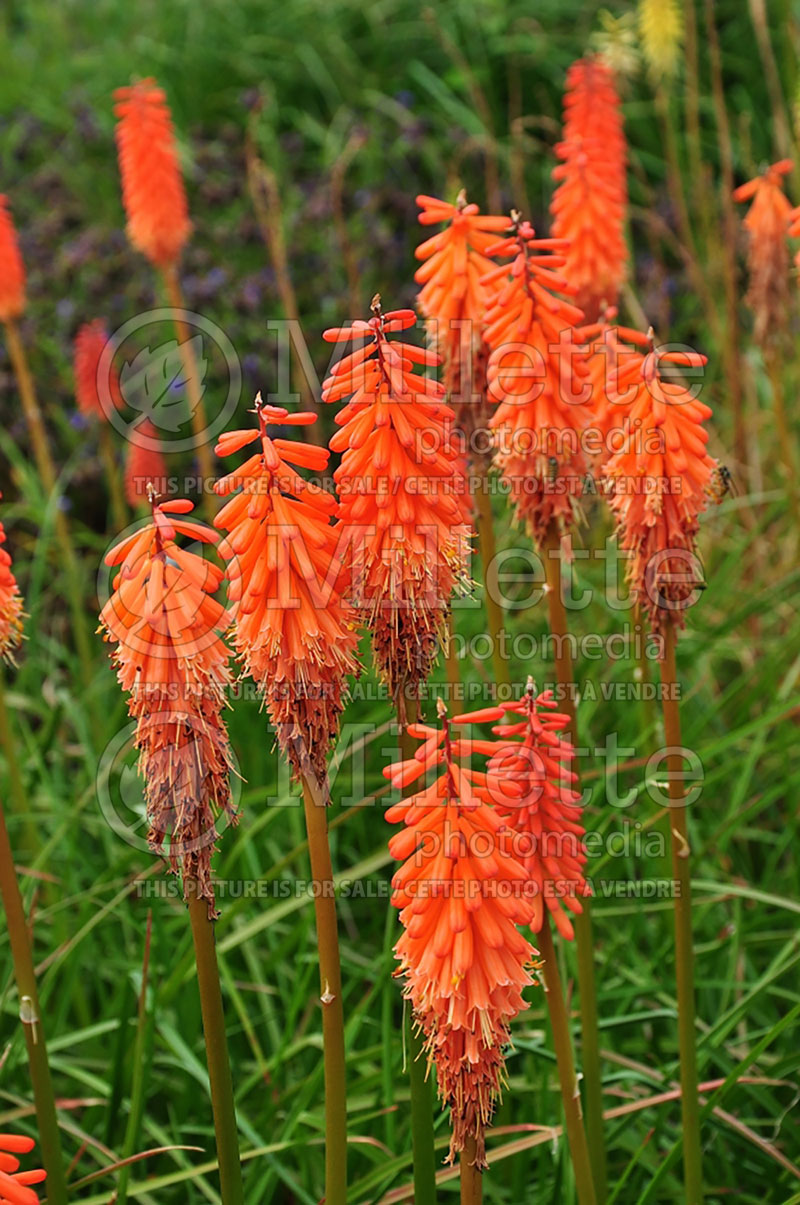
[74,320,120,419]
[386,701,538,1168]
[602,338,716,636]
[0,496,24,663]
[323,298,470,706]
[488,683,589,941]
[214,398,359,786]
[99,498,235,912]
[577,309,651,470]
[414,192,508,440]
[0,1131,46,1204]
[124,419,168,507]
[733,159,794,345]
[0,196,26,323]
[113,79,192,268]
[483,215,590,543]
[550,57,628,322]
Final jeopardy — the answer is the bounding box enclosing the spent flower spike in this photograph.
[323,296,470,708]
[99,494,235,912]
[214,395,359,786]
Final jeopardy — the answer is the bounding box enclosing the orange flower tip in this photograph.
[158,498,194,515]
[450,706,506,725]
[214,428,260,457]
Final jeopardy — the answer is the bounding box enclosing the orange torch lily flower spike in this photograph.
[733,159,794,345]
[113,78,192,269]
[0,1132,46,1204]
[124,419,168,507]
[551,56,628,322]
[483,214,591,544]
[602,335,716,637]
[213,397,359,786]
[0,497,24,663]
[99,496,235,912]
[385,700,539,1167]
[488,681,589,941]
[414,192,508,438]
[74,320,120,419]
[577,308,651,470]
[0,197,25,323]
[323,297,470,708]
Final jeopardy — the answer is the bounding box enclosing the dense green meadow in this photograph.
[0,0,798,1201]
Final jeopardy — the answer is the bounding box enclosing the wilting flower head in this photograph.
[602,334,716,637]
[0,496,24,663]
[488,681,589,940]
[483,213,591,543]
[733,159,794,346]
[214,397,359,786]
[551,57,628,322]
[415,192,508,441]
[323,297,470,709]
[638,0,683,81]
[386,700,538,1167]
[99,497,235,913]
[0,196,26,323]
[578,309,651,470]
[113,78,192,268]
[0,1132,46,1203]
[74,320,120,419]
[125,419,168,507]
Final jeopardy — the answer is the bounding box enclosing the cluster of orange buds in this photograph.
[385,686,589,1165]
[576,308,651,472]
[482,214,591,543]
[733,159,794,345]
[601,335,716,636]
[213,397,359,787]
[551,56,628,321]
[0,495,24,663]
[0,196,26,323]
[0,1131,46,1204]
[73,320,120,419]
[98,497,235,912]
[113,78,192,269]
[323,298,470,710]
[414,192,508,443]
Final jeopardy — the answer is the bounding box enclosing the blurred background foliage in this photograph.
[0,0,798,1202]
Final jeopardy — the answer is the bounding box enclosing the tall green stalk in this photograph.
[0,795,68,1203]
[399,707,437,1205]
[659,625,704,1203]
[300,773,348,1205]
[187,890,245,1205]
[542,524,606,1201]
[538,916,597,1205]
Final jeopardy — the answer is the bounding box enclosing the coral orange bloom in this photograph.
[0,196,26,323]
[578,308,651,470]
[415,192,508,438]
[113,79,192,268]
[99,497,235,911]
[214,396,359,786]
[0,497,24,663]
[733,159,794,345]
[602,335,716,636]
[0,1132,46,1204]
[386,700,538,1167]
[125,419,168,507]
[74,320,120,419]
[488,681,589,941]
[551,57,628,321]
[323,296,469,707]
[483,214,590,543]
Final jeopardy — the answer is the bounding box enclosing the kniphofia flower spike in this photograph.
[0,496,24,663]
[214,396,359,786]
[577,309,652,471]
[125,419,168,507]
[0,1132,46,1204]
[323,296,470,708]
[602,333,716,636]
[551,57,628,322]
[113,78,192,268]
[0,197,25,323]
[483,213,591,543]
[386,699,539,1167]
[733,159,794,345]
[99,495,235,912]
[74,320,121,419]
